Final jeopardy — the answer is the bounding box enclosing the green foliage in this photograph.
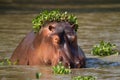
[52,62,71,74]
[91,41,119,56]
[72,76,96,80]
[32,10,78,33]
[36,72,42,79]
[0,58,18,65]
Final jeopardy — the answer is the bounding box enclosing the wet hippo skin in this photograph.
[10,21,85,68]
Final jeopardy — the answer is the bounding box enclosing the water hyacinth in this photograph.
[32,10,78,33]
[91,41,119,56]
[36,72,42,79]
[0,58,18,65]
[72,76,96,80]
[52,62,71,74]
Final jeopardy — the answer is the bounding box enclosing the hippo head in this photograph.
[33,21,85,68]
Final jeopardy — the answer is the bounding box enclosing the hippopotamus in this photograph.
[10,21,85,68]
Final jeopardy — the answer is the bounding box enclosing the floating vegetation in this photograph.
[91,41,119,56]
[32,10,78,33]
[36,72,42,79]
[72,76,96,80]
[52,62,71,74]
[0,58,17,65]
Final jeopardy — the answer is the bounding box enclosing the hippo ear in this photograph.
[49,25,55,31]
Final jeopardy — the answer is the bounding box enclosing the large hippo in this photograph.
[10,21,85,68]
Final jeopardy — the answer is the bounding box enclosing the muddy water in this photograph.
[0,8,120,80]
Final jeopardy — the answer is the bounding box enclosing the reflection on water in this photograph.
[0,5,120,80]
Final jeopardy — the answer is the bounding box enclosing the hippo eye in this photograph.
[49,25,55,32]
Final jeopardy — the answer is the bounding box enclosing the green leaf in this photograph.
[72,76,96,80]
[91,41,119,56]
[36,72,41,79]
[52,62,71,74]
[32,10,78,33]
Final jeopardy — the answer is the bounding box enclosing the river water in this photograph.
[0,4,120,80]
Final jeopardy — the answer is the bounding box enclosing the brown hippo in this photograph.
[10,21,85,68]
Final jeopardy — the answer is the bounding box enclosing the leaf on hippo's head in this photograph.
[32,10,78,33]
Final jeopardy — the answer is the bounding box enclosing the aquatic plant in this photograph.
[36,72,42,79]
[0,58,17,65]
[52,62,71,74]
[32,10,78,33]
[91,41,119,56]
[72,76,96,80]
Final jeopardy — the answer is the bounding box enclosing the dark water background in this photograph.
[0,0,120,80]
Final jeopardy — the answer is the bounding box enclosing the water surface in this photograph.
[0,5,120,80]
